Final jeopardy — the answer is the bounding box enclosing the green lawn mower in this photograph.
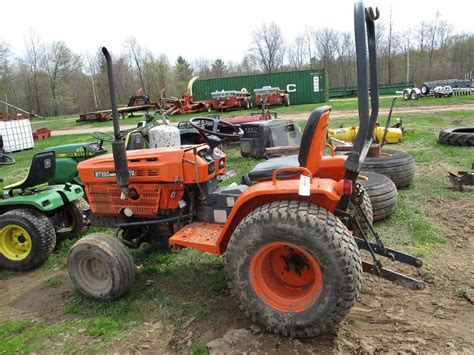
[0,151,88,271]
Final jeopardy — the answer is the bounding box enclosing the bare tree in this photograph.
[24,29,45,114]
[250,22,285,73]
[288,36,308,70]
[193,58,212,79]
[44,41,81,115]
[124,36,146,92]
[313,28,338,83]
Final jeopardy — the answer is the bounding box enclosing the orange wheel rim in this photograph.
[249,242,323,312]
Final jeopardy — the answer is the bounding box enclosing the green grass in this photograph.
[43,276,63,288]
[0,106,473,352]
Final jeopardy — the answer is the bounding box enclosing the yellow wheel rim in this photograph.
[0,225,32,261]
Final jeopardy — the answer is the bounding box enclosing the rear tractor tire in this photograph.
[225,201,362,338]
[56,198,89,241]
[67,233,135,300]
[0,209,56,271]
[438,127,474,147]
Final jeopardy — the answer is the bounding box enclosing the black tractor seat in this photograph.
[4,151,56,192]
[247,155,300,182]
[246,106,332,183]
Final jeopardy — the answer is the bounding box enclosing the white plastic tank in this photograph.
[149,125,181,148]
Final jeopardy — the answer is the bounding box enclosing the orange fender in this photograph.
[215,175,347,254]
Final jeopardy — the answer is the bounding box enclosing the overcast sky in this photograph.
[1,0,473,63]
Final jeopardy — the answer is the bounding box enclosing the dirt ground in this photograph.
[1,197,472,354]
[50,103,474,136]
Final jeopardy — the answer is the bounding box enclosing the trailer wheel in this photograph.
[0,209,56,271]
[225,201,362,338]
[403,89,410,100]
[438,127,474,146]
[410,90,418,100]
[68,233,135,300]
[421,84,429,95]
[358,171,398,221]
[56,198,89,241]
[362,149,416,188]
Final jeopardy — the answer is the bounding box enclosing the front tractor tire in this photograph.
[67,233,135,300]
[225,201,362,338]
[0,209,56,271]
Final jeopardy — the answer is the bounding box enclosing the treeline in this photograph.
[0,12,472,117]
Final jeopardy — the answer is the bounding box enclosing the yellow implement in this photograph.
[328,125,403,144]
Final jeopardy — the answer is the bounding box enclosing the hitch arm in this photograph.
[362,261,425,291]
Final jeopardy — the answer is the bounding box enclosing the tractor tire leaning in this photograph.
[225,201,362,338]
[362,149,416,188]
[0,209,56,271]
[438,127,474,147]
[358,171,398,221]
[68,233,135,300]
[56,198,90,241]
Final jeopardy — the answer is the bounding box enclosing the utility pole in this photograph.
[406,37,410,83]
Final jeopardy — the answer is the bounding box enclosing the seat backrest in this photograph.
[126,131,145,150]
[14,151,56,190]
[298,106,332,174]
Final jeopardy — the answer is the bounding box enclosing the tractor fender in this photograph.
[0,189,66,213]
[216,177,346,254]
[43,184,85,203]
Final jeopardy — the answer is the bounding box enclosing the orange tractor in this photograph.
[68,2,424,338]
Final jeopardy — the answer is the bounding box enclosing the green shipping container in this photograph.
[192,69,328,105]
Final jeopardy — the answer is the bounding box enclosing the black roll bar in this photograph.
[344,1,380,175]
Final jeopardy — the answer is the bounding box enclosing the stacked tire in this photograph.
[358,171,397,221]
[362,149,416,188]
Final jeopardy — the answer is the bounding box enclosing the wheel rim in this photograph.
[75,254,112,294]
[0,225,32,261]
[249,242,323,312]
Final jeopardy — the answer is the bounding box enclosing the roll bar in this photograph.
[344,1,380,175]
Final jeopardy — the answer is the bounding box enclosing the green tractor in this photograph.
[0,151,88,271]
[44,136,109,186]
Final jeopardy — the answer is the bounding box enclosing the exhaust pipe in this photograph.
[102,47,139,200]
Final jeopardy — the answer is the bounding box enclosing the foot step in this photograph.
[169,222,223,254]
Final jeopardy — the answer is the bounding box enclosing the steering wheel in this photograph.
[91,131,114,149]
[189,116,243,149]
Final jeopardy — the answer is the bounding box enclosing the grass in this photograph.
[0,103,473,352]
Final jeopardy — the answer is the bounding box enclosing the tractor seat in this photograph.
[126,131,146,150]
[247,106,331,182]
[247,155,299,181]
[4,151,56,191]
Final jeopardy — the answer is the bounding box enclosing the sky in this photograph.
[1,0,473,63]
